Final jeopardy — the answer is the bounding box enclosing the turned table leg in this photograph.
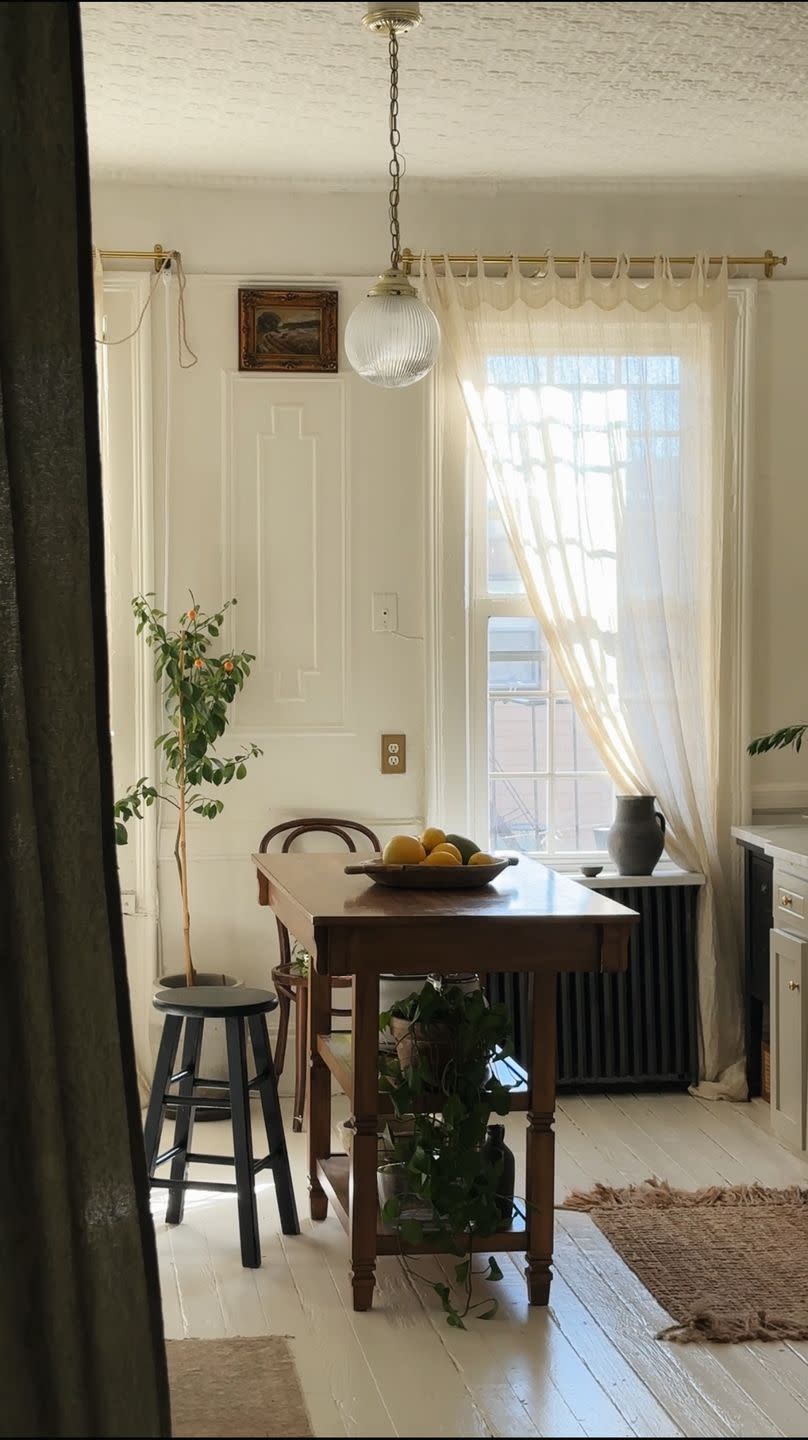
[526,970,557,1305]
[308,964,331,1222]
[349,970,380,1311]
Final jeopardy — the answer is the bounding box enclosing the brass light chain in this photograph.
[387,23,402,271]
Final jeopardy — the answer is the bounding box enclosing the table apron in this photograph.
[312,920,632,977]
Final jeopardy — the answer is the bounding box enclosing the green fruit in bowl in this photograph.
[444,833,480,866]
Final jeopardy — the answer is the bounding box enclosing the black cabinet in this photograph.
[740,841,773,1095]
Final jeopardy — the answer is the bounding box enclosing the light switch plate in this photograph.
[381,733,406,774]
[372,592,398,633]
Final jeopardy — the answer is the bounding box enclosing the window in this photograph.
[470,463,616,859]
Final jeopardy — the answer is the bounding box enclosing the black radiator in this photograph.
[489,883,699,1089]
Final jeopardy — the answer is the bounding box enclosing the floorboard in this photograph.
[149,1093,808,1437]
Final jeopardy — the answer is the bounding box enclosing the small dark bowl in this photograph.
[581,864,604,878]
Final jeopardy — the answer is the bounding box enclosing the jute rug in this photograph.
[563,1178,808,1343]
[166,1337,313,1437]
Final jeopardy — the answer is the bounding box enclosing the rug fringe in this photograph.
[657,1309,808,1344]
[560,1176,808,1212]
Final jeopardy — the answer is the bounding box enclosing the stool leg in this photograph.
[225,1016,261,1268]
[144,1014,183,1177]
[165,1016,204,1226]
[293,984,308,1133]
[248,1014,299,1236]
[274,984,291,1079]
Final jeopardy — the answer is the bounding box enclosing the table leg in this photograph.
[308,965,331,1221]
[349,970,379,1311]
[525,971,557,1305]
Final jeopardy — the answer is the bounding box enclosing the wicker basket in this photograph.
[761,1037,771,1102]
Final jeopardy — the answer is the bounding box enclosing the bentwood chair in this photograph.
[257,818,382,1130]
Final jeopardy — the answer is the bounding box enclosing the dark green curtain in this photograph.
[0,4,169,1435]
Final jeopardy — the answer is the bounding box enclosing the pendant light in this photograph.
[344,3,440,388]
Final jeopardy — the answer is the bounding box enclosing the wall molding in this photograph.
[220,372,351,735]
[101,275,157,920]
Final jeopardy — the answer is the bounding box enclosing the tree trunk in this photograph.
[175,638,196,986]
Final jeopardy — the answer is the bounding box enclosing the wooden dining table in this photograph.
[254,851,637,1312]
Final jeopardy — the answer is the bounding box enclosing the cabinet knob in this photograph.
[788,979,800,992]
[782,895,794,908]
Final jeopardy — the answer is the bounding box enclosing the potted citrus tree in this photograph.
[114,593,261,994]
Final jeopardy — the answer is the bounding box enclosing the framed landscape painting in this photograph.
[238,287,338,373]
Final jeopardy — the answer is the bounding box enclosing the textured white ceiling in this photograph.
[82,1,808,184]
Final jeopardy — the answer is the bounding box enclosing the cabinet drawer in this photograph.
[770,928,808,1153]
[773,866,808,939]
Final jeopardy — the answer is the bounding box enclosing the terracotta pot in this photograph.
[389,1015,456,1087]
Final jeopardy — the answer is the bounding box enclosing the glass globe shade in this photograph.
[345,288,441,389]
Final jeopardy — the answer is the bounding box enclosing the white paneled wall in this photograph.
[105,274,427,1011]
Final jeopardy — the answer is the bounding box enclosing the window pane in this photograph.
[490,695,548,772]
[487,500,525,595]
[489,616,546,691]
[491,777,548,853]
[552,777,614,853]
[553,698,603,772]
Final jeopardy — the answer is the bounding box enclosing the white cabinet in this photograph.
[770,926,808,1152]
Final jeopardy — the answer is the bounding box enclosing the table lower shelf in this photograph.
[316,1032,528,1112]
[316,1153,528,1256]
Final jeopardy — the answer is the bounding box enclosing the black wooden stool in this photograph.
[144,985,299,1267]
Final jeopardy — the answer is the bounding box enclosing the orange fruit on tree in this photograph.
[383,834,427,865]
[432,842,463,863]
[419,825,446,853]
[421,849,461,866]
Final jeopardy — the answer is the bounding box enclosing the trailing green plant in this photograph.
[378,982,513,1328]
[113,594,262,985]
[748,724,808,757]
[290,942,311,977]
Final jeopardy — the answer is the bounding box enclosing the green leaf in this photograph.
[399,1218,423,1246]
[487,1257,504,1282]
[381,1195,402,1222]
[115,822,128,845]
[446,1312,466,1330]
[236,762,247,780]
[476,1303,498,1320]
[454,1260,469,1284]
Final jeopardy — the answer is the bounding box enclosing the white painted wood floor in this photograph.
[153,1092,808,1438]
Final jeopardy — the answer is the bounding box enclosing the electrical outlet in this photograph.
[372,592,398,633]
[381,733,406,774]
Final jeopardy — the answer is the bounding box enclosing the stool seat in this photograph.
[154,985,279,1019]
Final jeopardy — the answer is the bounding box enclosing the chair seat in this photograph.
[154,985,278,1019]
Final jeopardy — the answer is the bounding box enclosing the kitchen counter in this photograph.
[732,823,808,874]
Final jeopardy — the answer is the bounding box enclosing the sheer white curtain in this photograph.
[424,255,745,1098]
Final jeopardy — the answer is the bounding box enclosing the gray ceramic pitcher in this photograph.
[607,794,666,876]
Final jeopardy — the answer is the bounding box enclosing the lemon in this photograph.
[420,825,447,853]
[421,849,461,866]
[469,851,497,866]
[432,842,463,863]
[383,834,426,865]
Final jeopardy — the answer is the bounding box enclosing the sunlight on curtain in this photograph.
[425,255,744,1098]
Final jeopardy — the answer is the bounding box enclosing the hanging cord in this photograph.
[95,252,198,368]
[387,23,402,270]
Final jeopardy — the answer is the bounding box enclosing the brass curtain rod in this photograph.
[402,247,787,279]
[98,244,179,272]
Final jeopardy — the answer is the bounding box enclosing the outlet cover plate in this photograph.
[381,733,406,774]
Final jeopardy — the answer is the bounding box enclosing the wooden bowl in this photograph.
[343,856,518,889]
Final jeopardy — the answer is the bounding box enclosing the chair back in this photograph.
[256,817,381,965]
